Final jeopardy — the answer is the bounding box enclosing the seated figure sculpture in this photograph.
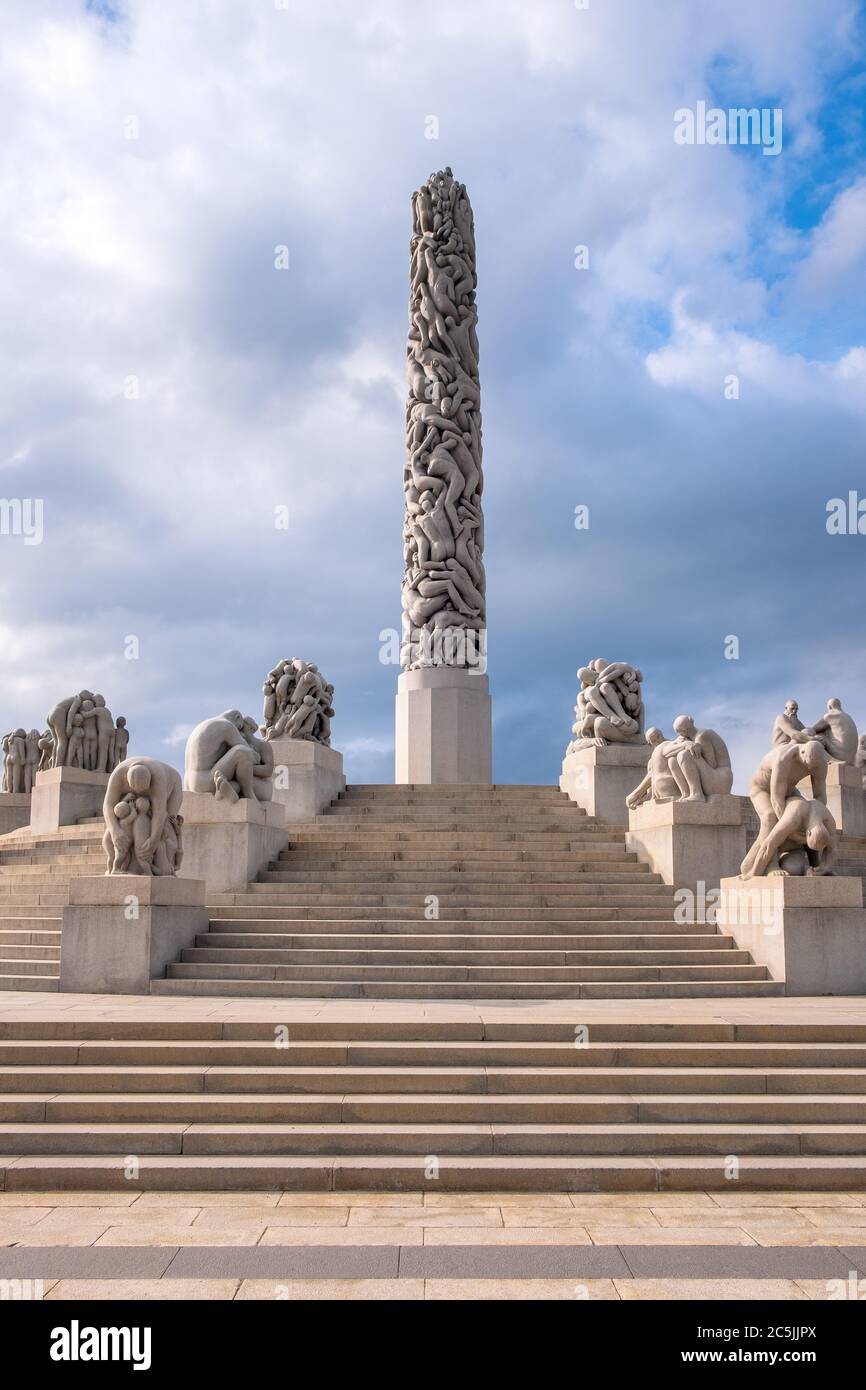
[567,659,644,751]
[626,728,682,808]
[739,739,834,879]
[771,698,859,765]
[626,717,733,808]
[184,710,274,804]
[102,756,184,875]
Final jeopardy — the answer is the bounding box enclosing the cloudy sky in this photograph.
[1,0,864,790]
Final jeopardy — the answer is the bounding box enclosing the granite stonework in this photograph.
[30,767,109,834]
[60,874,208,995]
[719,873,866,996]
[268,737,346,820]
[396,668,492,785]
[824,760,866,838]
[179,792,288,892]
[0,793,32,835]
[560,743,649,827]
[626,794,751,892]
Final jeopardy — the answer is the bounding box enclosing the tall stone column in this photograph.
[395,167,492,784]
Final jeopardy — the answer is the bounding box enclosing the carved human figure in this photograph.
[46,690,95,769]
[626,728,682,808]
[23,730,40,794]
[6,729,27,793]
[740,795,837,879]
[740,740,832,879]
[810,698,859,765]
[772,700,808,747]
[37,729,54,772]
[111,717,129,770]
[568,660,645,751]
[184,712,272,803]
[68,715,85,770]
[662,715,734,802]
[102,757,183,875]
[857,734,866,791]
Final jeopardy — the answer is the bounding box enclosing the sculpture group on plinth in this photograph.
[627,716,733,809]
[40,691,129,774]
[740,740,837,879]
[772,697,859,764]
[1,729,47,793]
[184,711,274,804]
[401,167,486,672]
[261,659,334,745]
[102,757,184,876]
[566,660,645,753]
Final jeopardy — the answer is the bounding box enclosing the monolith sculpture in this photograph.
[395,167,492,783]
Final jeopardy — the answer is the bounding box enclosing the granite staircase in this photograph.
[154,784,780,1001]
[0,821,105,992]
[2,1013,866,1191]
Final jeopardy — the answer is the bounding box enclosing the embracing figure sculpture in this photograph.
[184,711,274,804]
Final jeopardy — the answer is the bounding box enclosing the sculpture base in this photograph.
[626,794,750,892]
[395,668,492,785]
[0,792,32,835]
[30,768,108,835]
[560,743,649,826]
[60,875,207,995]
[267,738,346,820]
[179,793,288,892]
[719,874,866,996]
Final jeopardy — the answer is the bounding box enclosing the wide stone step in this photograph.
[0,958,60,976]
[166,960,770,984]
[249,887,673,905]
[262,869,654,885]
[203,929,737,952]
[6,1038,866,1067]
[181,945,750,968]
[1,1121,865,1158]
[202,904,679,922]
[276,850,638,867]
[4,1150,866,1191]
[151,977,784,999]
[205,913,701,933]
[0,944,60,961]
[0,975,59,992]
[6,1084,866,1120]
[0,928,61,945]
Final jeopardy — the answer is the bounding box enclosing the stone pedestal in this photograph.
[60,875,208,995]
[0,793,32,835]
[30,768,108,834]
[825,762,866,838]
[395,668,492,785]
[719,874,866,996]
[560,743,649,826]
[267,738,345,820]
[626,794,750,892]
[179,793,288,892]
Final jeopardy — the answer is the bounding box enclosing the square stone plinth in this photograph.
[560,744,649,827]
[179,793,288,892]
[825,762,866,838]
[719,873,866,996]
[626,795,751,891]
[60,875,208,995]
[396,668,492,785]
[30,767,108,834]
[0,792,32,835]
[267,738,346,820]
